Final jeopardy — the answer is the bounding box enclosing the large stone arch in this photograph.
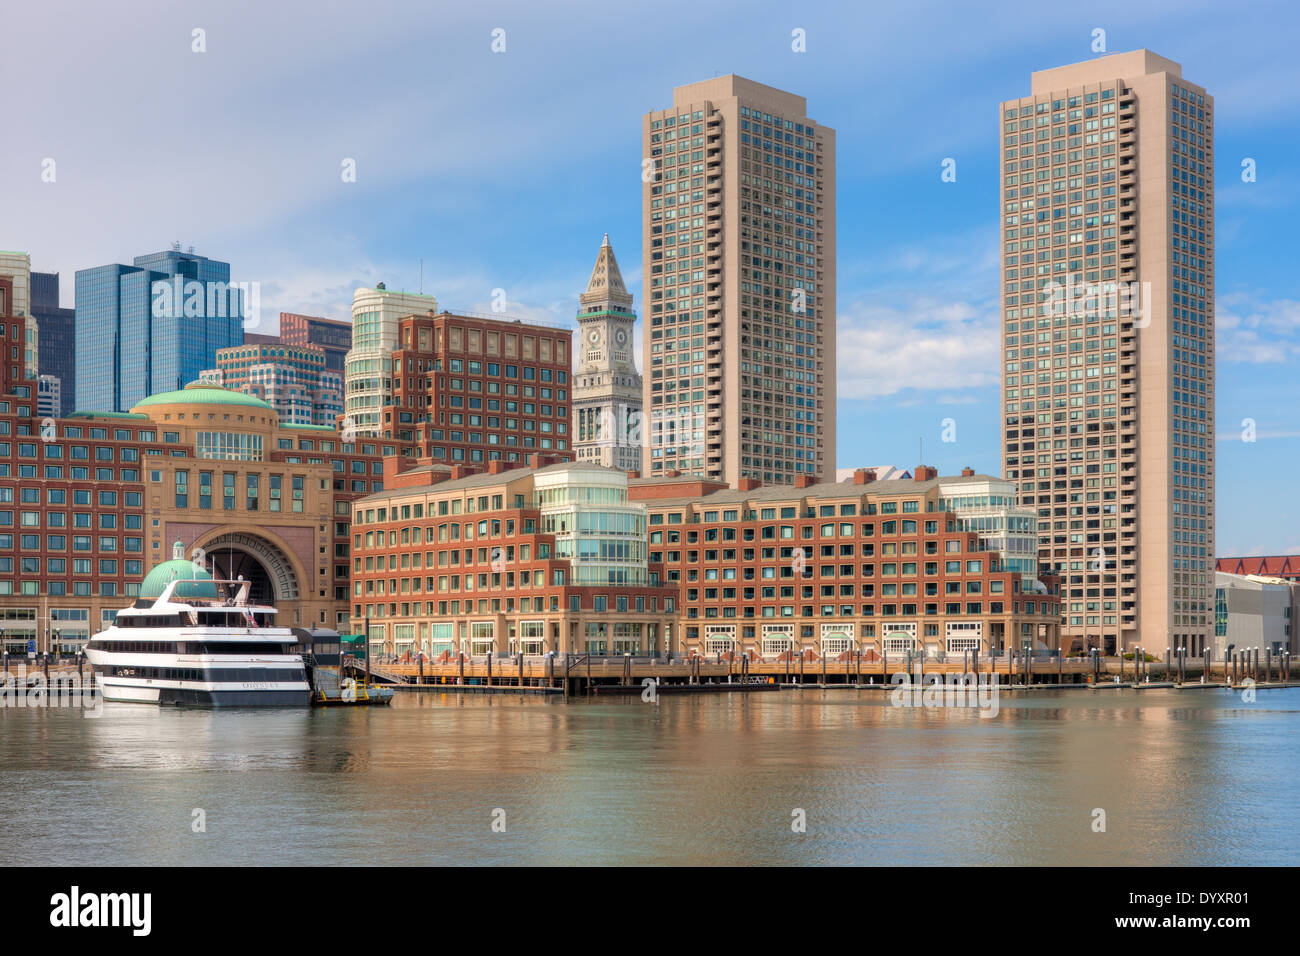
[191,529,306,606]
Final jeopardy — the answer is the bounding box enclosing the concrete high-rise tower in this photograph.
[573,235,642,472]
[999,50,1214,656]
[642,75,836,486]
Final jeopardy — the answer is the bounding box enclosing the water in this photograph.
[1,687,1296,866]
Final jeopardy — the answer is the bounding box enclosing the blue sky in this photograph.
[2,0,1298,555]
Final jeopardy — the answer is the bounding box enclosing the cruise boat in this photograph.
[85,542,310,707]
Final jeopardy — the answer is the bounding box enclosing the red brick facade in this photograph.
[348,461,1061,658]
[386,311,573,466]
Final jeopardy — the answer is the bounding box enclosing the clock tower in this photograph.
[573,235,643,472]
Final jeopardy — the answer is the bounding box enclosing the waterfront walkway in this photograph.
[339,653,1300,696]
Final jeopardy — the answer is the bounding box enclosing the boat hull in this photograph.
[157,687,309,707]
[96,678,310,707]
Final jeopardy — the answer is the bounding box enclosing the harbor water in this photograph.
[0,687,1296,866]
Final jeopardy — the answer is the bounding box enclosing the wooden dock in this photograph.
[341,652,1098,697]
[339,652,1300,699]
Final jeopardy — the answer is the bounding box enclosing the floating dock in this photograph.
[307,662,393,707]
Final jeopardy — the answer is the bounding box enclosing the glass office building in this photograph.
[75,249,244,412]
[32,272,76,416]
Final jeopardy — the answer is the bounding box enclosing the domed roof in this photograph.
[140,541,219,600]
[132,381,272,412]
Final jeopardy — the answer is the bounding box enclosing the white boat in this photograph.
[85,542,310,707]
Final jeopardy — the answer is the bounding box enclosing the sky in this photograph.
[2,0,1298,556]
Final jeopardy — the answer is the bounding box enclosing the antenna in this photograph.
[419,258,423,295]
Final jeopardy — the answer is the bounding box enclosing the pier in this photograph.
[11,652,1291,702]
[337,651,1300,697]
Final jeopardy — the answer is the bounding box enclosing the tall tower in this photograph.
[642,75,836,486]
[345,284,437,438]
[74,249,243,412]
[573,235,643,472]
[999,50,1214,657]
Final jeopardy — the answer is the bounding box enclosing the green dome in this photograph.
[132,382,272,412]
[140,542,219,600]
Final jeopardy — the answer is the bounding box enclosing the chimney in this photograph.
[737,477,761,491]
[627,470,640,480]
[382,454,411,477]
[385,454,448,488]
[449,465,469,479]
[488,460,508,475]
[914,465,938,482]
[794,475,815,489]
[666,469,680,478]
[852,468,876,485]
[961,466,975,477]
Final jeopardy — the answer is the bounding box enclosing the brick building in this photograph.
[350,459,675,658]
[278,312,352,373]
[386,311,573,466]
[629,466,1061,657]
[0,286,384,655]
[200,342,344,426]
[349,459,1061,659]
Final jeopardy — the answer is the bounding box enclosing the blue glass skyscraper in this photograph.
[75,249,245,412]
[32,271,76,417]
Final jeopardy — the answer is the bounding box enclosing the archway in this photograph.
[193,531,303,607]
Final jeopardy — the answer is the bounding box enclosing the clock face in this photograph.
[587,328,601,345]
[615,328,628,345]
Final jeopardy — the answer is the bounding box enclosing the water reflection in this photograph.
[0,688,1295,865]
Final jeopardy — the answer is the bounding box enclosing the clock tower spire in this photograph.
[573,235,643,472]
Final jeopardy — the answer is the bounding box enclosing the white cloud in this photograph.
[836,296,1000,399]
[1215,292,1300,363]
[836,228,1001,399]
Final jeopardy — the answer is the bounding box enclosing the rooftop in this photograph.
[354,461,623,505]
[132,381,274,412]
[628,471,1002,509]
